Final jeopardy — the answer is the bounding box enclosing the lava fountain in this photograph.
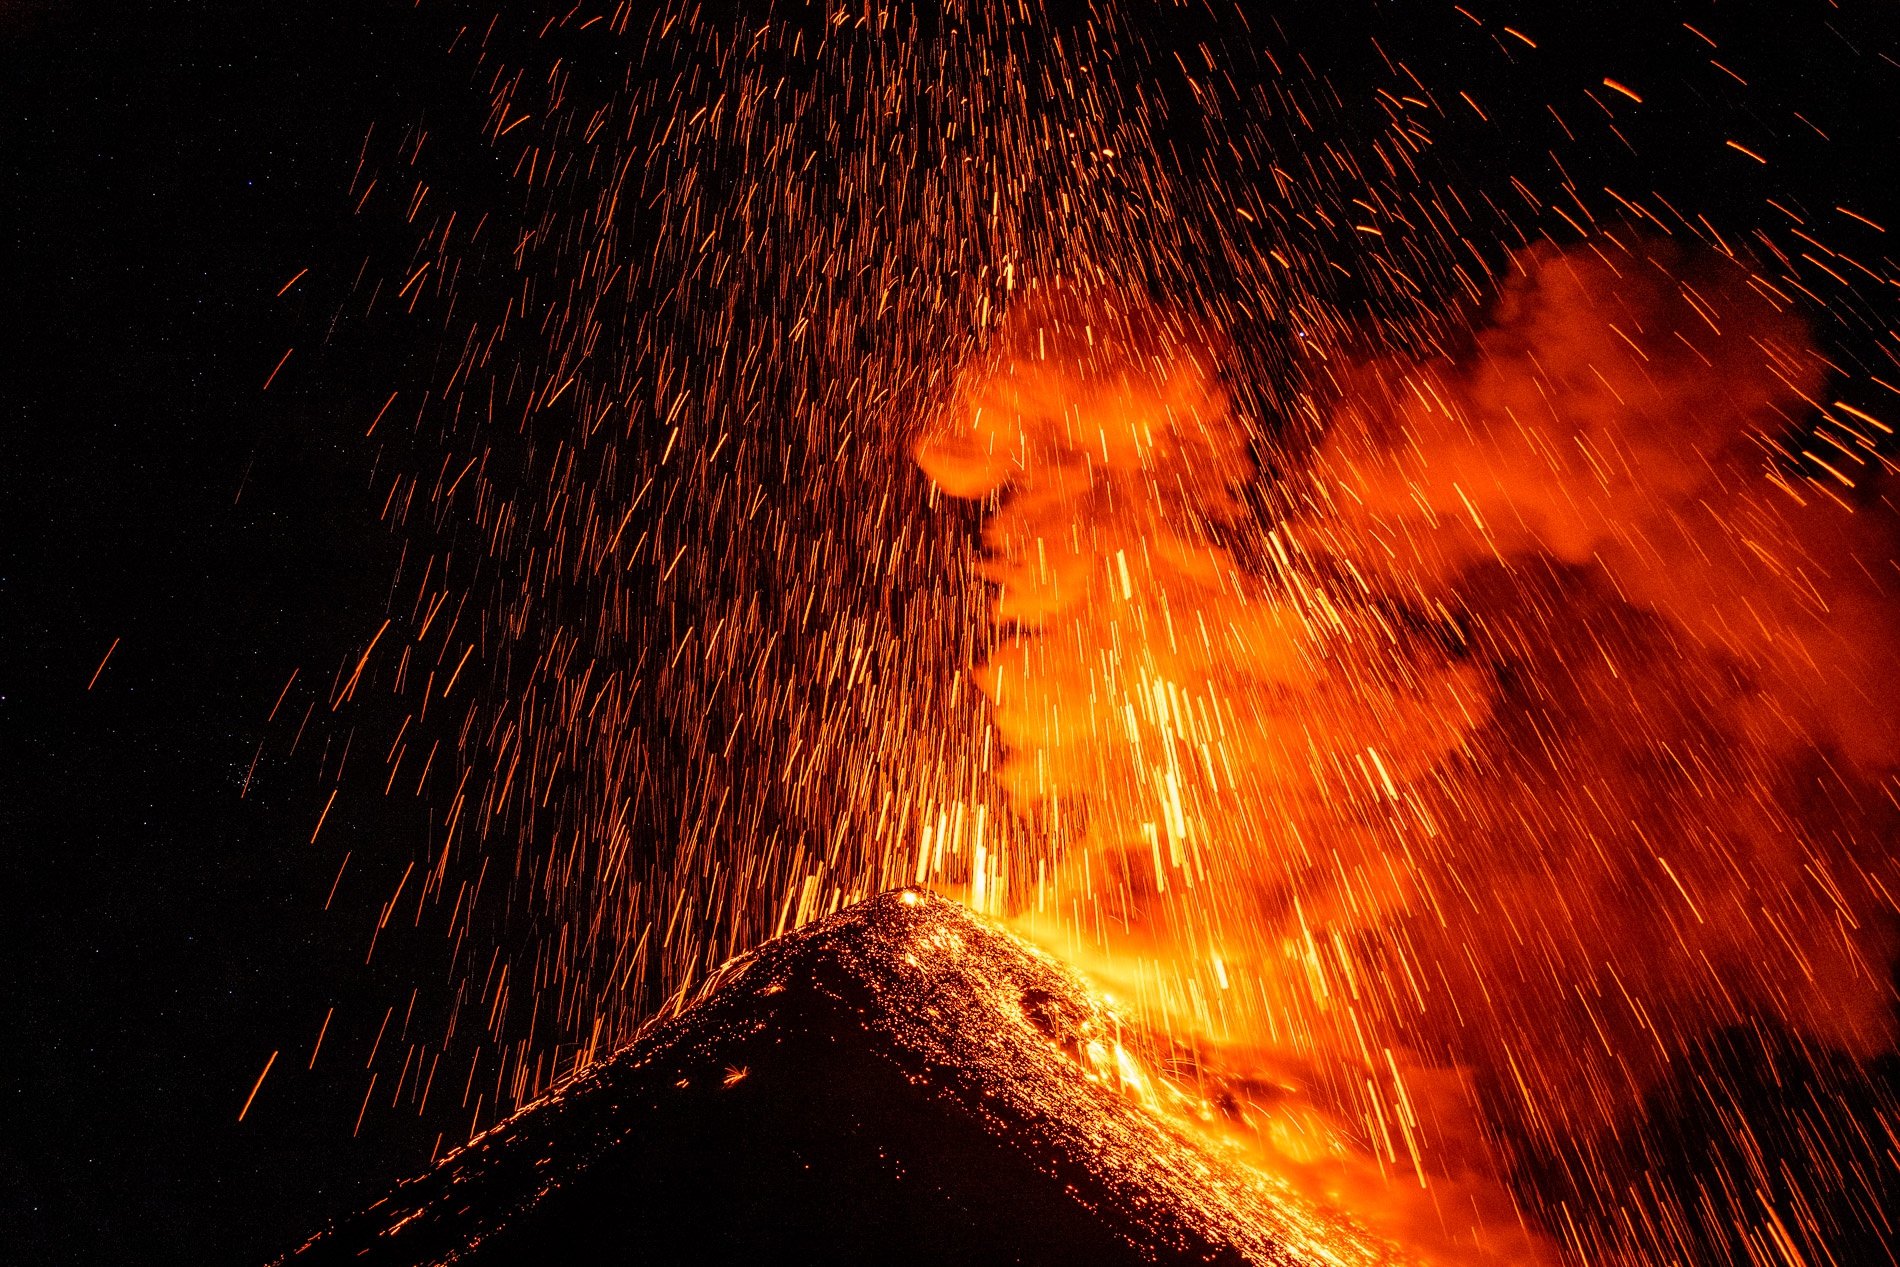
[284,3,1900,1263]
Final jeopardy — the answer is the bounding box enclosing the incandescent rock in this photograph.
[275,890,1404,1265]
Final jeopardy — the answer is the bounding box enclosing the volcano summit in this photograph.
[275,890,1406,1265]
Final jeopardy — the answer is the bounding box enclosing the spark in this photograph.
[239,1051,279,1122]
[86,637,119,690]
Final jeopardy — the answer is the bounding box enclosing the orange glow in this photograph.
[916,240,1900,1262]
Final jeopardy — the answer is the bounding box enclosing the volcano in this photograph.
[274,890,1405,1265]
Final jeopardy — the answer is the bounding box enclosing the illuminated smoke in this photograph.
[917,236,1900,1262]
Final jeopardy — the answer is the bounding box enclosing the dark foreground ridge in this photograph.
[274,890,1402,1265]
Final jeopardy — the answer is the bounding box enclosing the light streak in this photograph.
[239,1051,279,1122]
[86,637,119,690]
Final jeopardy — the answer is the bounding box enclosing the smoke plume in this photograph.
[916,234,1900,1263]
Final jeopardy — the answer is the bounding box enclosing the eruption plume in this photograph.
[292,3,1900,1262]
[916,235,1900,1262]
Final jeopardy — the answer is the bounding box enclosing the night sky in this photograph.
[7,3,1899,1265]
[9,5,451,1262]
